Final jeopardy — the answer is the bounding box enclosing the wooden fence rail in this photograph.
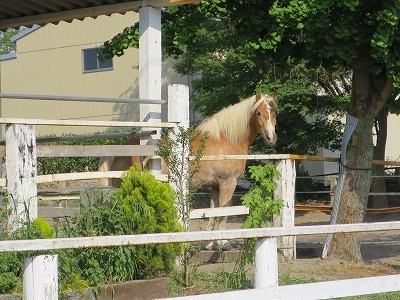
[1,86,399,298]
[1,222,399,299]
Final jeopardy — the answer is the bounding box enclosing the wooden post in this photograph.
[6,124,38,232]
[139,5,162,173]
[23,254,58,300]
[273,158,296,260]
[168,84,190,128]
[254,237,278,288]
[58,182,67,208]
[168,84,190,227]
[330,176,337,207]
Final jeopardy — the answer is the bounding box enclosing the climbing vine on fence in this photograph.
[155,126,207,287]
[241,164,283,229]
[226,163,283,289]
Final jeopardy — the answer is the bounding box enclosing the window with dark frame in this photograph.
[82,48,113,73]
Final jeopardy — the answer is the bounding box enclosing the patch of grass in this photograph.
[169,270,238,297]
[169,269,320,297]
[279,272,317,285]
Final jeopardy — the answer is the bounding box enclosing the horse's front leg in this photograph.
[214,178,237,251]
[204,187,219,250]
[207,187,219,231]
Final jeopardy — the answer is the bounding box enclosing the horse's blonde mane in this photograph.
[197,95,258,145]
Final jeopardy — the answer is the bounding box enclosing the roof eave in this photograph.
[0,0,201,31]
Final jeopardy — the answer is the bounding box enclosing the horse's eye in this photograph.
[256,111,261,116]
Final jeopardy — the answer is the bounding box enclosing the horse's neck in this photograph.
[246,119,258,148]
[230,127,257,154]
[223,120,258,154]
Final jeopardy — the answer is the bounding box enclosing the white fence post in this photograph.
[139,5,162,173]
[6,124,38,231]
[273,158,296,260]
[254,237,278,288]
[23,254,58,300]
[168,84,190,226]
[168,84,189,128]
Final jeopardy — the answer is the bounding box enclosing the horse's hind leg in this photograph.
[98,156,114,186]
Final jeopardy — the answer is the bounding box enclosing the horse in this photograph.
[98,137,142,187]
[191,92,277,250]
[98,91,278,250]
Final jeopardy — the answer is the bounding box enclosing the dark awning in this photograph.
[0,0,200,30]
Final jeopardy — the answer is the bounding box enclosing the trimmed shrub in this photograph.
[0,165,182,294]
[31,217,53,238]
[59,165,182,289]
[0,217,54,293]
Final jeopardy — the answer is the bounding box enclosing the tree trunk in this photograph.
[328,54,393,262]
[369,107,388,208]
[329,116,374,261]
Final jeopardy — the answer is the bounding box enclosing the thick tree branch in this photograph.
[331,78,344,95]
[380,77,394,101]
[318,80,336,98]
[370,77,394,115]
[339,74,351,94]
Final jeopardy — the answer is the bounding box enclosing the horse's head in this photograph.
[251,91,278,145]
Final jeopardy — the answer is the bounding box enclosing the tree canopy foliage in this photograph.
[99,1,350,155]
[0,28,19,55]
[100,0,400,260]
[222,0,400,261]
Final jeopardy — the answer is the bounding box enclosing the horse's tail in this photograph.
[161,157,169,174]
[98,156,114,186]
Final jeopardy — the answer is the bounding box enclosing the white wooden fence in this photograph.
[1,222,400,299]
[0,86,399,298]
[0,84,188,299]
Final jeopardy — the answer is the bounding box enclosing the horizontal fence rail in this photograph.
[36,171,168,183]
[0,92,167,105]
[0,118,176,128]
[163,275,400,300]
[189,205,249,219]
[1,221,399,252]
[0,129,157,145]
[194,154,292,161]
[35,145,157,157]
[196,154,400,166]
[291,154,400,166]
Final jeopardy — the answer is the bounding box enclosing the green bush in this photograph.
[0,252,22,293]
[0,217,54,293]
[31,217,53,238]
[115,165,182,276]
[0,166,182,294]
[59,165,182,289]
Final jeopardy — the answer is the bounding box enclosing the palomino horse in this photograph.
[99,92,278,250]
[98,136,141,187]
[191,92,277,250]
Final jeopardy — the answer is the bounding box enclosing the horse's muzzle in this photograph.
[264,131,277,145]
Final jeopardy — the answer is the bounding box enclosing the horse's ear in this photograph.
[255,91,262,101]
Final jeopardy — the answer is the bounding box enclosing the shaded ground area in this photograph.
[35,183,400,289]
[191,211,400,282]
